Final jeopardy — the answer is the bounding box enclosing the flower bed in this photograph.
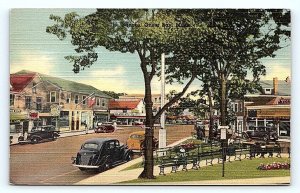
[257,162,290,170]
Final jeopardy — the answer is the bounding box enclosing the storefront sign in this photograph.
[29,112,39,119]
[278,97,290,105]
[50,104,60,116]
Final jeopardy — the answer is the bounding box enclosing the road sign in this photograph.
[219,126,229,140]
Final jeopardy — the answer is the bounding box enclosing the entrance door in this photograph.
[23,121,29,134]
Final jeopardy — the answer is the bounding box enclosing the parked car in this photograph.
[94,122,115,133]
[242,126,278,141]
[19,125,60,144]
[126,131,158,152]
[72,138,132,172]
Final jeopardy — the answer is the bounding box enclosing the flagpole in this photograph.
[159,53,166,154]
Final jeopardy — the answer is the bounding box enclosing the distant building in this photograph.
[109,98,145,125]
[231,77,290,137]
[10,70,111,143]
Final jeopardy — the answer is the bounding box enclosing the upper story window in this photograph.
[102,99,106,107]
[32,83,37,94]
[75,95,79,104]
[264,88,273,95]
[10,94,14,106]
[50,91,56,103]
[82,96,87,105]
[66,93,71,103]
[234,103,238,112]
[36,97,42,110]
[25,96,31,109]
[96,98,100,106]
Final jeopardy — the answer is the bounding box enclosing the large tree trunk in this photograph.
[139,67,155,179]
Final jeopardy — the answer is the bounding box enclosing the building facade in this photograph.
[10,70,111,143]
[109,98,146,125]
[231,77,291,137]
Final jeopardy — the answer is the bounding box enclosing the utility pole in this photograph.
[159,53,166,153]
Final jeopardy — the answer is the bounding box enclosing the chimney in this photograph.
[273,77,278,95]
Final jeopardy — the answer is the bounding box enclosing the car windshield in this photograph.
[82,143,99,150]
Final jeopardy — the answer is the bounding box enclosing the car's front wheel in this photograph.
[31,138,40,144]
[242,133,248,140]
[126,154,132,162]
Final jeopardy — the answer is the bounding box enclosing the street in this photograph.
[10,125,194,185]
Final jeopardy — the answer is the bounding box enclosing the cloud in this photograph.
[78,66,130,93]
[10,51,55,75]
[262,64,291,80]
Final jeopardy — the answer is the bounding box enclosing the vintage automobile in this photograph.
[126,131,158,152]
[242,126,278,141]
[18,125,60,144]
[72,138,133,172]
[94,122,115,133]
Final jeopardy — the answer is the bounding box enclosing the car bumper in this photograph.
[73,164,99,169]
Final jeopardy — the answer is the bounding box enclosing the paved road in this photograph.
[10,125,194,185]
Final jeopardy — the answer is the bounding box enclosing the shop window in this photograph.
[75,95,79,104]
[36,97,42,110]
[10,94,14,106]
[59,111,70,127]
[25,96,31,109]
[50,91,56,103]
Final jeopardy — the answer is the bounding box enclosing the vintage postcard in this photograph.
[9,9,291,185]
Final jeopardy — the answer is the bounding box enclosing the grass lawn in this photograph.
[121,157,290,183]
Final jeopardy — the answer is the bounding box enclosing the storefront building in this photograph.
[10,70,111,142]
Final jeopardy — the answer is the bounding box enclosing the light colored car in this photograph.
[126,131,158,152]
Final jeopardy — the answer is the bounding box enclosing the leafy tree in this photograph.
[102,91,125,99]
[168,9,291,127]
[46,9,208,179]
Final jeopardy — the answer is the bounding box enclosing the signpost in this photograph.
[219,125,229,177]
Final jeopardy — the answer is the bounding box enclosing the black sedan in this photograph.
[242,126,278,141]
[72,138,133,172]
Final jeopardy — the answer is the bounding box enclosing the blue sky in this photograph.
[10,9,291,94]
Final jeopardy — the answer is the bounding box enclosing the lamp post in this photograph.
[159,53,166,153]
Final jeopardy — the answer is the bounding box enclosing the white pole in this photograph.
[159,53,166,152]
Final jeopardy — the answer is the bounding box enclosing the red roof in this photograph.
[109,99,141,110]
[10,73,36,92]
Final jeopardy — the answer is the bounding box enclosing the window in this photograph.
[234,103,238,112]
[59,111,69,127]
[10,94,14,106]
[36,97,42,110]
[96,98,100,106]
[32,83,37,94]
[50,91,56,103]
[102,99,105,107]
[123,109,127,113]
[25,96,31,109]
[75,95,79,104]
[264,88,272,95]
[239,103,243,112]
[66,93,71,103]
[82,96,87,105]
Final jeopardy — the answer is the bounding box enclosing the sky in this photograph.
[10,9,291,95]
